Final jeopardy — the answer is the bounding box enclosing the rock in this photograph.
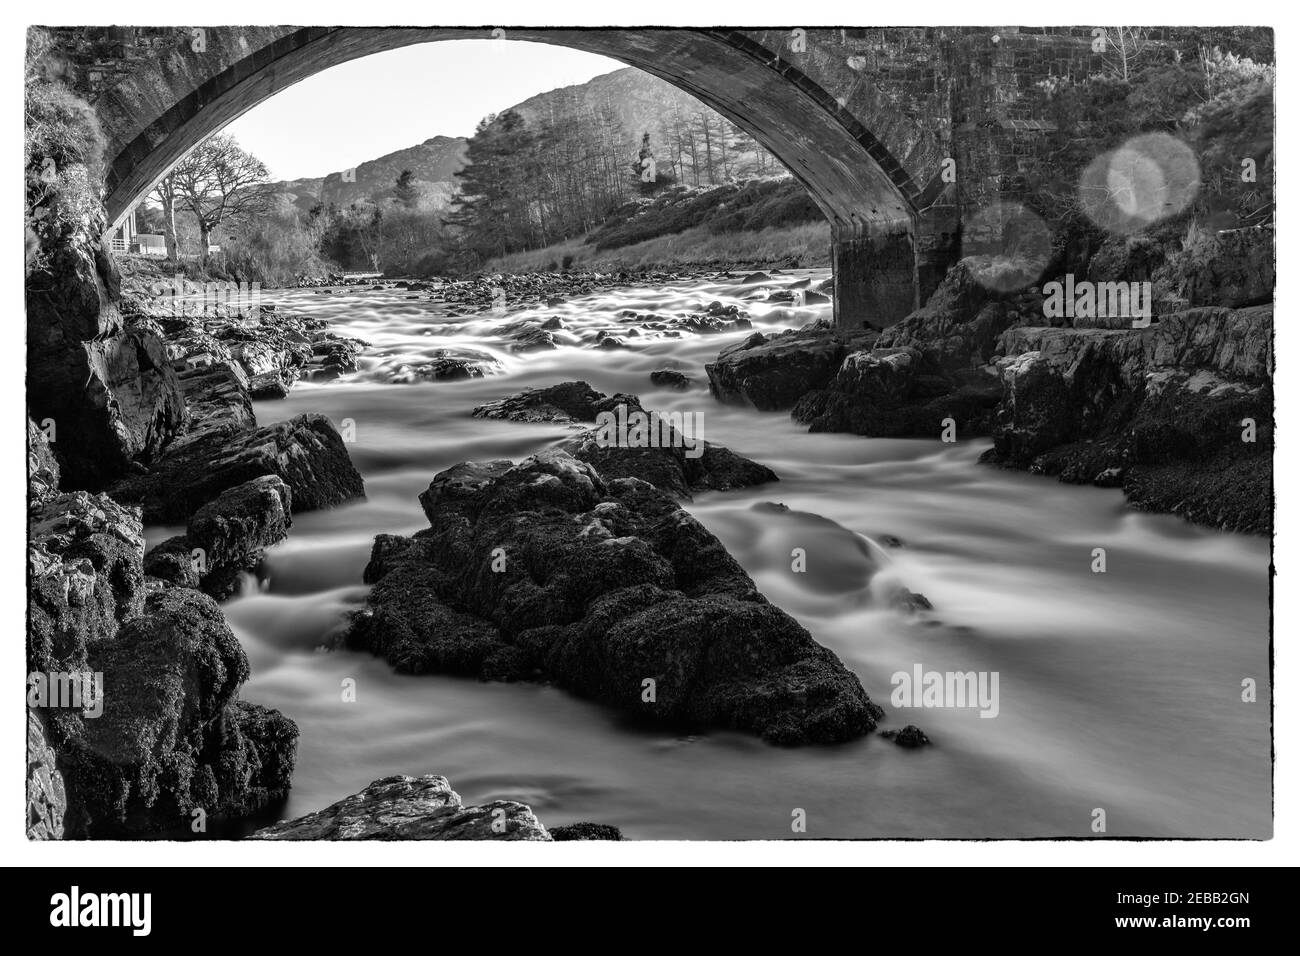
[474,383,778,498]
[28,491,145,676]
[550,822,623,841]
[37,327,189,491]
[985,307,1272,534]
[110,413,364,524]
[248,370,295,400]
[472,381,636,424]
[27,209,187,489]
[344,450,882,744]
[26,710,67,840]
[49,587,298,837]
[509,327,558,353]
[888,587,933,614]
[28,418,61,504]
[738,271,771,285]
[559,422,778,500]
[250,774,549,841]
[1162,225,1274,309]
[880,724,931,748]
[650,369,691,390]
[176,359,256,436]
[145,476,292,599]
[143,535,200,589]
[390,351,500,383]
[706,327,877,411]
[875,259,1045,373]
[792,347,1002,438]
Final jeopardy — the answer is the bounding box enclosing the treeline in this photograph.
[444,98,784,268]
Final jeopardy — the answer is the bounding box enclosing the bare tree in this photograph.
[1100,27,1153,82]
[149,171,181,261]
[171,134,270,262]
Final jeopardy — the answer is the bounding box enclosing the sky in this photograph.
[223,40,625,181]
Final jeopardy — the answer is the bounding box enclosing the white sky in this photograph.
[223,40,625,180]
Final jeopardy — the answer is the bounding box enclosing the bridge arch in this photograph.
[74,26,938,324]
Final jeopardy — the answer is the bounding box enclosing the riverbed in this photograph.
[156,271,1271,839]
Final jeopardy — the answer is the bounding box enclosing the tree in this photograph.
[445,110,540,265]
[393,168,418,209]
[1100,28,1154,82]
[171,134,270,263]
[149,171,182,261]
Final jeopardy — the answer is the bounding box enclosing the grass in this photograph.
[483,221,832,274]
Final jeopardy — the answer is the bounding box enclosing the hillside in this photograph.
[267,67,784,216]
[267,135,468,213]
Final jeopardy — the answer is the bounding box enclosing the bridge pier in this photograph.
[832,208,959,330]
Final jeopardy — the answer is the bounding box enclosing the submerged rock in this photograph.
[251,774,548,840]
[880,725,931,748]
[343,449,881,744]
[650,369,692,390]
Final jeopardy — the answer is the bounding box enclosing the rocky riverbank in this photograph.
[707,229,1274,535]
[26,215,367,838]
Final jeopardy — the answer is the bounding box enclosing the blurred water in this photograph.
[192,271,1270,839]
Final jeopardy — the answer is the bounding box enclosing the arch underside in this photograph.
[100,27,919,239]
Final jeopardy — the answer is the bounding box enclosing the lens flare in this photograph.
[960,202,1052,292]
[1079,132,1200,235]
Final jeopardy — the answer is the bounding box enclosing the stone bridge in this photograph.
[46,26,1132,325]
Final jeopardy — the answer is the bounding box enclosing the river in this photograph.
[150,270,1271,839]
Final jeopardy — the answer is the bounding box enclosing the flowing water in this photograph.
[154,270,1272,839]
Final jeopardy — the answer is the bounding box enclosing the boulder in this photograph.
[110,413,364,524]
[706,327,877,411]
[474,383,778,498]
[472,381,634,424]
[55,588,298,837]
[343,450,882,744]
[145,476,293,599]
[250,774,549,840]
